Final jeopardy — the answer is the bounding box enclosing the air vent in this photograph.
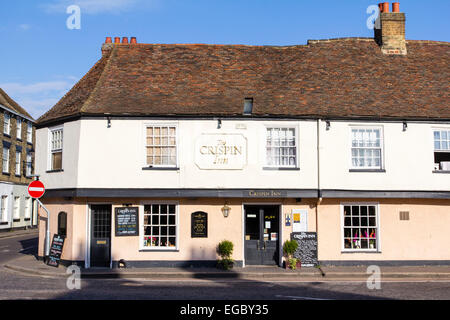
[243,98,253,115]
[399,211,410,221]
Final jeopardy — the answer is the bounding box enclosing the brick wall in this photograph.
[0,110,36,185]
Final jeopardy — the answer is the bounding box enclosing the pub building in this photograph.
[36,3,450,268]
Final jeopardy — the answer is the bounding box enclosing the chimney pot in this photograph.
[114,37,121,44]
[122,37,129,44]
[378,3,383,13]
[130,37,137,44]
[392,2,400,13]
[105,37,112,44]
[382,2,390,13]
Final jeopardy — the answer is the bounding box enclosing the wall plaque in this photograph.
[191,211,208,238]
[195,134,247,170]
[115,207,139,237]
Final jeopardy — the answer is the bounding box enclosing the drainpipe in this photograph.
[316,120,322,264]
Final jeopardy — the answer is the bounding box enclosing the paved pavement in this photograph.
[1,231,450,300]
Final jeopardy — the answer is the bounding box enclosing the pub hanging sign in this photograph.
[191,211,208,238]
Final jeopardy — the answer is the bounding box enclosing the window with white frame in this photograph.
[4,113,11,135]
[2,146,9,173]
[13,196,20,220]
[142,204,177,249]
[15,150,21,176]
[342,204,379,251]
[0,195,8,222]
[145,126,177,167]
[26,122,32,143]
[351,127,383,169]
[16,118,22,140]
[26,153,32,177]
[265,127,297,168]
[24,197,31,219]
[433,129,450,171]
[49,128,63,170]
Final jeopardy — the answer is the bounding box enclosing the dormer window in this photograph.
[243,98,253,115]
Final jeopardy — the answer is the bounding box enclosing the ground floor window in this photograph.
[142,203,177,249]
[342,203,379,251]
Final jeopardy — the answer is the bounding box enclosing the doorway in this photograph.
[90,204,112,268]
[244,205,280,265]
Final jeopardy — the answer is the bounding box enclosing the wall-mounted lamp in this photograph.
[221,202,231,218]
[107,117,112,128]
[217,119,222,129]
[326,120,331,131]
[402,122,408,132]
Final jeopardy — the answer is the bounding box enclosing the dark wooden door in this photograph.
[90,204,112,268]
[244,205,279,265]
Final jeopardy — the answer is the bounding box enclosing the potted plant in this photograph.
[283,240,299,270]
[216,240,234,270]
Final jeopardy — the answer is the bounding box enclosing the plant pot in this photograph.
[296,260,302,269]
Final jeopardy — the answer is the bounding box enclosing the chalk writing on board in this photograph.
[115,207,139,237]
[291,232,318,267]
[47,234,65,268]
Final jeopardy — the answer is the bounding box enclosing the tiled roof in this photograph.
[37,38,450,125]
[0,88,34,121]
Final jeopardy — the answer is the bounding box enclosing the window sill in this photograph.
[139,249,179,252]
[17,138,22,142]
[263,167,300,171]
[15,175,21,178]
[26,142,33,146]
[13,219,20,222]
[46,169,64,173]
[349,169,386,173]
[341,250,381,254]
[433,170,450,174]
[0,222,8,225]
[24,218,31,221]
[2,172,10,176]
[3,133,11,138]
[142,167,179,171]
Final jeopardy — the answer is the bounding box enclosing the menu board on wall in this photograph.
[291,232,318,267]
[191,212,208,238]
[47,234,65,268]
[115,207,139,237]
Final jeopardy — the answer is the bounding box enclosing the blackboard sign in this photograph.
[191,212,208,238]
[47,234,65,268]
[115,207,139,237]
[291,232,318,267]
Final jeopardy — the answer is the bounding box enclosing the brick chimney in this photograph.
[375,2,407,55]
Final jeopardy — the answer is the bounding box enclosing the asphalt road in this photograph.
[0,234,449,300]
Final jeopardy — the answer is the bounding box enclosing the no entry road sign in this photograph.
[28,180,45,199]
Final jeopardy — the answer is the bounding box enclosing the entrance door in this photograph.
[90,204,112,268]
[244,205,280,265]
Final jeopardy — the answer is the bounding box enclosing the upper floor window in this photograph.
[433,129,450,171]
[49,128,63,171]
[145,125,177,167]
[350,127,383,170]
[4,113,11,136]
[26,122,32,143]
[16,118,22,140]
[26,152,32,177]
[265,127,297,168]
[15,149,21,176]
[2,146,10,174]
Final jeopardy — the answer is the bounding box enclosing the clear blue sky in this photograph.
[0,0,449,119]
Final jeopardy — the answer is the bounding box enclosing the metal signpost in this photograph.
[27,180,49,259]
